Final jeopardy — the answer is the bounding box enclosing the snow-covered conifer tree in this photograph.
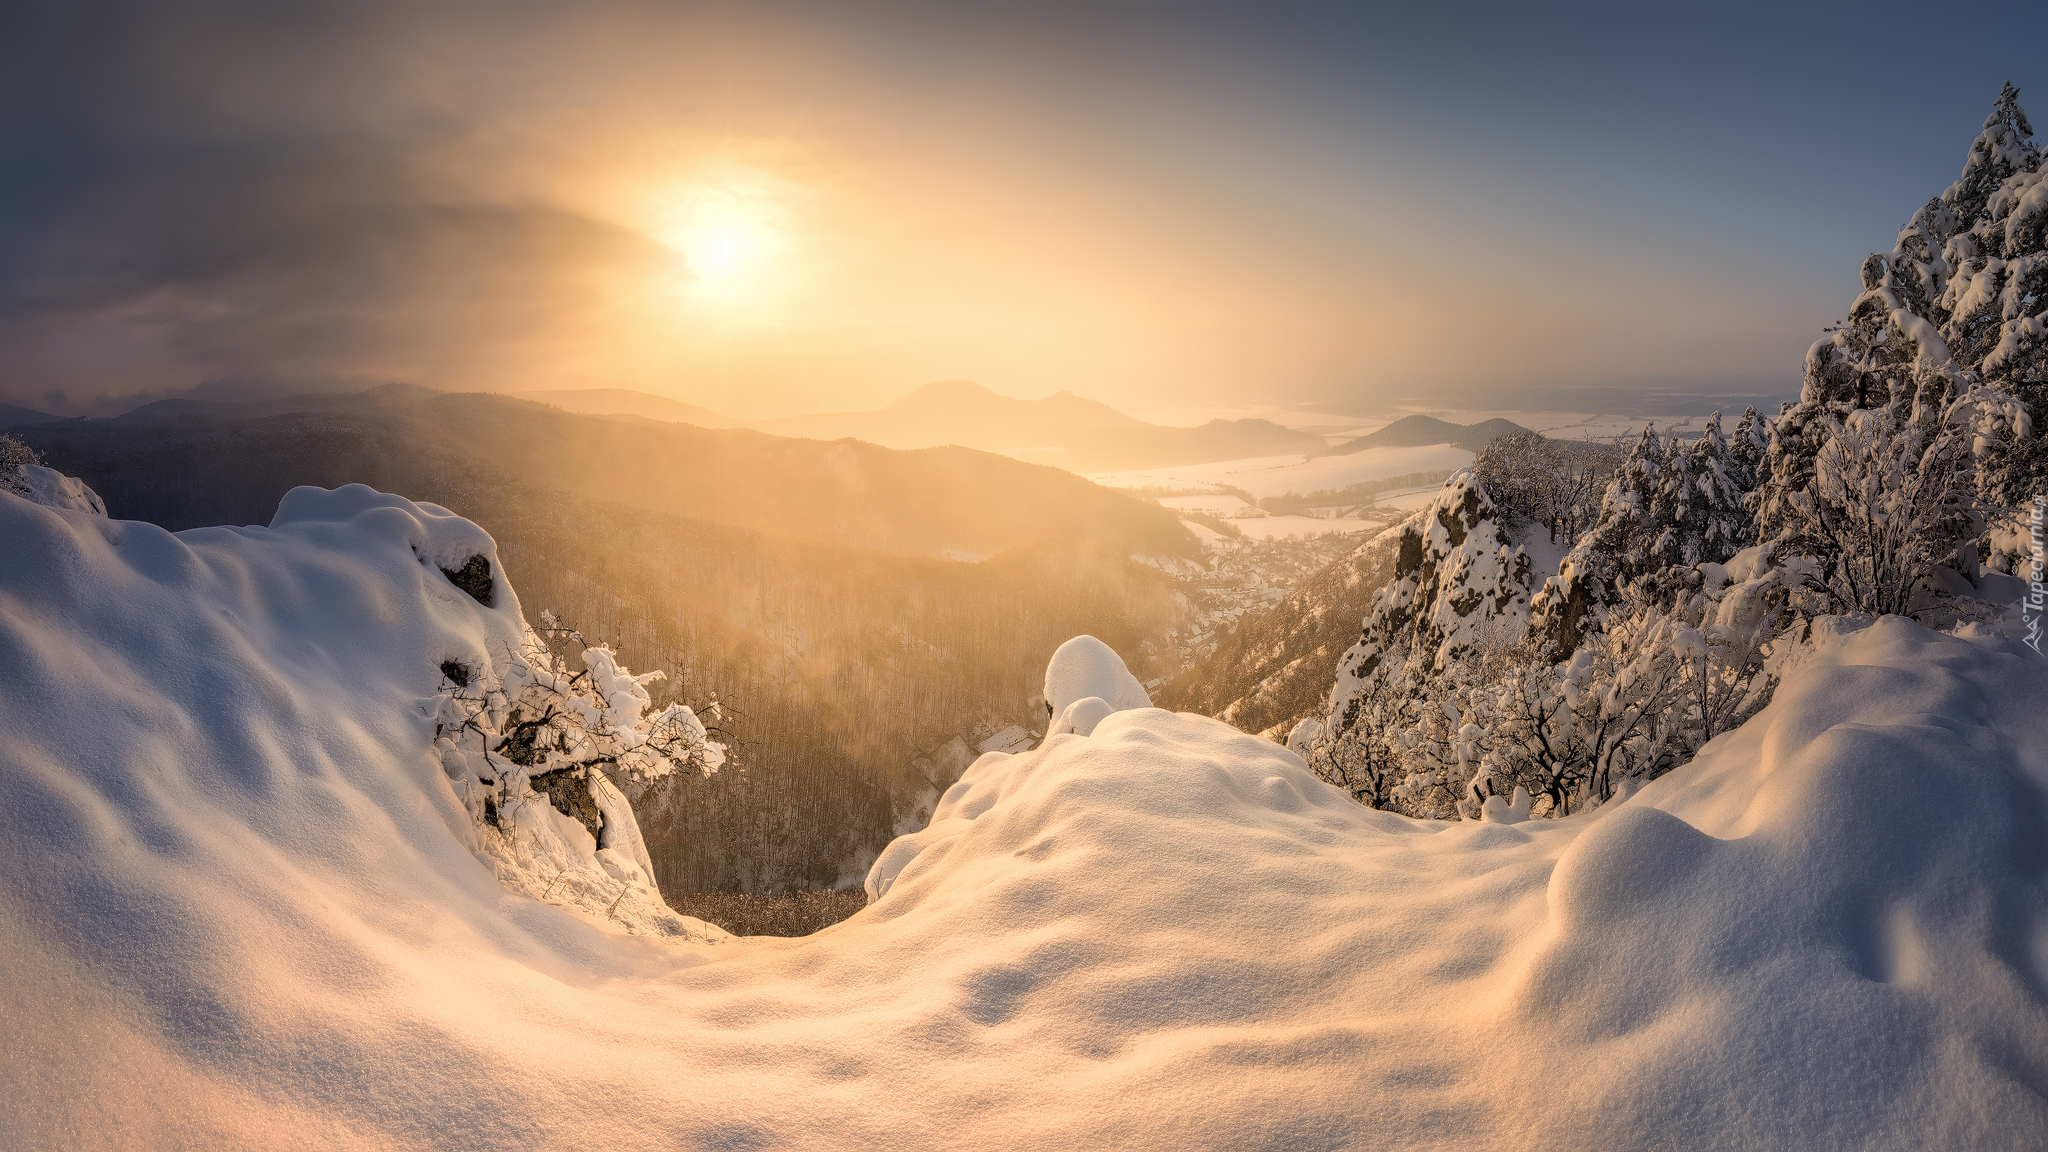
[1758,84,2043,596]
[1308,472,1535,815]
[1524,423,1669,662]
[1729,406,1767,493]
[1680,413,1752,566]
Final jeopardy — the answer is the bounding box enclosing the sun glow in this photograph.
[650,181,790,297]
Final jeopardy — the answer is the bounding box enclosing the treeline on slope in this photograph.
[1307,85,2046,822]
[1159,437,1622,743]
[22,393,1190,891]
[1154,530,1402,738]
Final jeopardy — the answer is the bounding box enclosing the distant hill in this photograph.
[760,380,1327,472]
[1324,414,1530,455]
[509,388,749,429]
[0,402,60,429]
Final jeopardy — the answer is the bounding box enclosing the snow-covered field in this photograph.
[1153,493,1255,514]
[5,482,2047,1150]
[1368,485,1445,513]
[1087,443,1473,499]
[1230,513,1382,540]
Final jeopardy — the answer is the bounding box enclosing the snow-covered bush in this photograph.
[1471,429,1622,545]
[0,432,36,494]
[1461,552,1800,814]
[2,435,108,515]
[428,609,725,898]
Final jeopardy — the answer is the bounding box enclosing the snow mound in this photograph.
[4,482,2047,1149]
[8,462,107,515]
[1043,633,1153,716]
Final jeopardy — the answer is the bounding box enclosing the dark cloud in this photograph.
[2,2,686,411]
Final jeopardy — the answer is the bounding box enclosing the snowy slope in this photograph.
[5,484,2047,1150]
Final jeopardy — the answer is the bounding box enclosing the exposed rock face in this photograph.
[440,553,493,605]
[529,766,607,846]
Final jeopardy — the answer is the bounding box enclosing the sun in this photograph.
[651,182,788,295]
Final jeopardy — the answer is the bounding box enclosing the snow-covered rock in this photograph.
[1042,633,1153,716]
[4,483,2047,1149]
[5,462,107,515]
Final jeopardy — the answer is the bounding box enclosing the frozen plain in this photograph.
[3,482,2046,1151]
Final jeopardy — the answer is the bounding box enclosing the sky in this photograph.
[2,1,2044,420]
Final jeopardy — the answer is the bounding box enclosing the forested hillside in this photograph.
[1308,86,2045,821]
[20,388,1194,891]
[1156,530,1401,739]
[27,386,1194,559]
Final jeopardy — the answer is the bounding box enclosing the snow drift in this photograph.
[4,483,2047,1150]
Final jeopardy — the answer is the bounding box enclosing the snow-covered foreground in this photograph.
[5,485,2048,1150]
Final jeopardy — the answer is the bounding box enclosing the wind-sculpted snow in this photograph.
[4,484,2047,1150]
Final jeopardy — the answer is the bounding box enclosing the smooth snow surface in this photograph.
[5,485,2048,1151]
[1152,493,1254,514]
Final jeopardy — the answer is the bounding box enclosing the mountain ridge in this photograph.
[509,388,750,429]
[759,379,1328,472]
[0,402,61,429]
[1323,414,1530,455]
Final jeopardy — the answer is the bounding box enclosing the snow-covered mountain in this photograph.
[758,379,1328,472]
[5,471,2046,1149]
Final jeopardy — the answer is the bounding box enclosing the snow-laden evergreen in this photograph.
[1525,422,1682,663]
[1310,88,2045,826]
[1759,84,2045,597]
[1307,472,1534,814]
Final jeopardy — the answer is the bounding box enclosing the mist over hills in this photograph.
[758,380,1329,471]
[510,388,751,429]
[61,386,1192,560]
[18,386,1197,890]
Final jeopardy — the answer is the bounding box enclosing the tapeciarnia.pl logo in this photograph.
[2027,495,2046,656]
